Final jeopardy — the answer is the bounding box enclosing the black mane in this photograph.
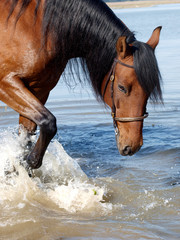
[6,0,162,102]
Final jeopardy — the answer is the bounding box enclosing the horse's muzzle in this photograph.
[115,133,142,156]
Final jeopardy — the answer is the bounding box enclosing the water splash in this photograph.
[0,129,112,214]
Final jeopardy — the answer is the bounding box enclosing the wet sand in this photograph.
[107,0,180,9]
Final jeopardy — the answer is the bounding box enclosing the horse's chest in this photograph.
[22,55,66,94]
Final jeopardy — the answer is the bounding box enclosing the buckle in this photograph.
[110,75,114,81]
[111,112,115,118]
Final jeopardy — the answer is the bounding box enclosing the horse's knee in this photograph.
[40,113,57,138]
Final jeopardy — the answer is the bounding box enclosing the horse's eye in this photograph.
[118,84,127,94]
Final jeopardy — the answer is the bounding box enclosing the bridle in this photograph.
[103,58,148,134]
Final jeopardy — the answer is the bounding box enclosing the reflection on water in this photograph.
[0,4,180,240]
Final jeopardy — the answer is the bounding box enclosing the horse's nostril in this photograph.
[123,146,132,155]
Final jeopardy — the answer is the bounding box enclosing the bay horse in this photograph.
[0,0,162,170]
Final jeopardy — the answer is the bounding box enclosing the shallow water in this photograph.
[0,4,180,240]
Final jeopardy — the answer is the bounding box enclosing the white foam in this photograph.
[46,180,110,213]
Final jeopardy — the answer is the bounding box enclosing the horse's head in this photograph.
[103,27,162,156]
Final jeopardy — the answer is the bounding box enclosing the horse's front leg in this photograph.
[0,75,57,169]
[27,112,57,168]
[19,94,50,166]
[19,93,49,135]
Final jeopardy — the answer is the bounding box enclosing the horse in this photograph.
[0,0,162,170]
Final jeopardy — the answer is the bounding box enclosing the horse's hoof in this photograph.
[26,154,43,170]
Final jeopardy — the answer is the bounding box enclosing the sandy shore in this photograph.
[107,0,180,9]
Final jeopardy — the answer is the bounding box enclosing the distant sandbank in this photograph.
[106,0,180,9]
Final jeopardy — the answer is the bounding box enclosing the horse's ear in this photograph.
[147,26,162,50]
[116,36,129,59]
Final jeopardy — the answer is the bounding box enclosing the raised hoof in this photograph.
[26,154,43,170]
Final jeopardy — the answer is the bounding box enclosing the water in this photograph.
[0,4,180,240]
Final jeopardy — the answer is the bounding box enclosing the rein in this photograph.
[103,58,148,133]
